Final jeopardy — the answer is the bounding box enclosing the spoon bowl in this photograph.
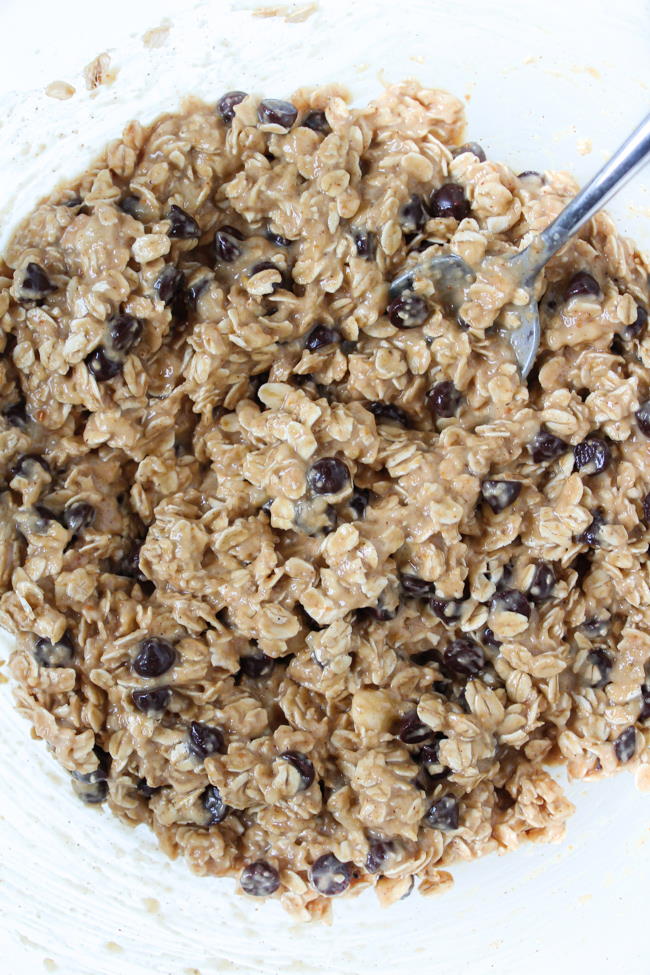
[390,112,650,375]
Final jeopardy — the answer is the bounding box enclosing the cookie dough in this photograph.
[1,82,649,921]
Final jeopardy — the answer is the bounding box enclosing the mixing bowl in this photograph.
[0,1,648,973]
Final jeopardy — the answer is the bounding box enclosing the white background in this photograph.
[0,1,649,973]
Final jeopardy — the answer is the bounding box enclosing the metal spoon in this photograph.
[390,113,650,376]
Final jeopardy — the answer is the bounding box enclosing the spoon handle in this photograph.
[516,112,650,282]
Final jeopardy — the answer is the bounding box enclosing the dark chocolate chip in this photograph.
[16,263,57,301]
[167,204,201,240]
[636,401,650,438]
[63,502,95,533]
[33,632,74,668]
[217,90,247,124]
[574,436,611,475]
[387,293,428,328]
[131,687,171,714]
[305,324,340,351]
[154,265,186,306]
[481,479,521,513]
[189,720,225,759]
[109,314,143,354]
[203,784,229,824]
[565,271,600,300]
[490,588,531,619]
[367,401,412,427]
[307,457,350,495]
[365,839,393,874]
[86,346,121,382]
[400,574,435,599]
[301,110,330,134]
[257,98,298,129]
[133,637,176,678]
[310,853,351,896]
[430,184,470,220]
[529,429,569,464]
[452,142,486,162]
[426,380,461,419]
[239,652,275,679]
[424,794,459,830]
[614,726,636,763]
[214,227,243,263]
[353,229,376,259]
[587,648,612,689]
[578,509,605,547]
[527,562,556,602]
[443,638,484,677]
[398,710,433,744]
[280,750,315,790]
[400,194,429,232]
[240,860,280,896]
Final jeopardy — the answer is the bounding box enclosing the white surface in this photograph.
[0,1,649,973]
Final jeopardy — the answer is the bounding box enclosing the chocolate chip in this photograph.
[267,229,293,247]
[63,502,95,533]
[240,860,280,896]
[249,260,290,291]
[33,632,74,668]
[217,90,247,124]
[424,794,459,830]
[10,453,50,479]
[189,721,225,759]
[613,726,636,763]
[4,400,29,428]
[280,751,315,790]
[71,762,109,804]
[249,369,270,406]
[452,142,486,162]
[203,784,229,824]
[257,98,298,128]
[429,184,470,220]
[529,429,569,463]
[398,710,433,744]
[365,839,393,874]
[109,314,143,354]
[239,652,275,679]
[527,562,556,602]
[518,170,544,181]
[16,263,57,302]
[167,204,201,240]
[639,684,650,722]
[214,226,243,263]
[494,786,515,811]
[86,346,121,382]
[307,457,350,495]
[133,637,175,678]
[353,229,376,259]
[400,574,435,599]
[348,488,371,519]
[305,324,340,351]
[400,194,429,232]
[367,401,412,427]
[119,195,141,218]
[444,638,484,677]
[636,401,650,438]
[154,265,185,306]
[117,542,149,583]
[643,494,650,525]
[426,380,461,419]
[136,777,161,799]
[574,436,611,475]
[387,293,428,328]
[565,271,600,300]
[430,597,464,625]
[481,479,521,513]
[131,687,171,714]
[491,588,531,619]
[587,648,612,689]
[620,303,648,342]
[480,625,501,649]
[310,853,351,896]
[578,509,605,547]
[581,617,610,639]
[301,110,330,134]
